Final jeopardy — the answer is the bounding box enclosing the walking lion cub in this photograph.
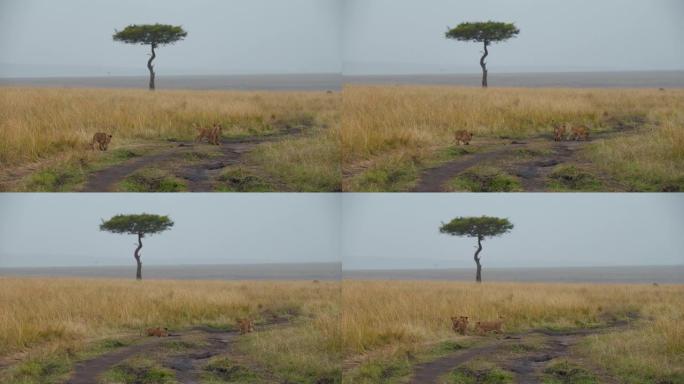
[91,132,113,151]
[474,318,505,335]
[454,130,473,145]
[195,123,222,145]
[145,327,169,337]
[451,316,469,335]
[237,318,255,335]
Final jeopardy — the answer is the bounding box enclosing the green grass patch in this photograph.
[547,165,603,191]
[117,168,187,192]
[446,167,523,192]
[5,357,72,384]
[351,161,418,192]
[446,360,514,384]
[238,323,341,384]
[101,357,175,384]
[1,337,134,384]
[215,167,274,192]
[251,131,341,192]
[23,165,85,192]
[202,357,261,383]
[542,360,599,384]
[344,359,410,384]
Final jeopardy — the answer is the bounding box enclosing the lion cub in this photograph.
[475,318,504,335]
[454,130,473,145]
[91,132,113,151]
[145,327,169,337]
[451,316,469,335]
[237,318,255,335]
[570,125,589,141]
[195,123,222,145]
[553,123,568,142]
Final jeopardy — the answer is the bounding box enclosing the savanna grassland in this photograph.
[342,85,684,192]
[341,281,684,384]
[0,278,341,384]
[0,87,340,192]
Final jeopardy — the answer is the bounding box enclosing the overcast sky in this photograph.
[1,194,682,269]
[343,0,684,74]
[0,0,341,77]
[0,194,340,267]
[2,0,682,77]
[341,194,684,270]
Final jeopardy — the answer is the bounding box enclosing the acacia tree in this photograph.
[439,216,514,283]
[445,21,520,88]
[100,214,174,280]
[113,24,187,90]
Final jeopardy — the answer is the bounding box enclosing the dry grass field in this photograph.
[341,281,684,384]
[0,87,340,192]
[2,278,681,383]
[0,278,341,384]
[342,85,684,192]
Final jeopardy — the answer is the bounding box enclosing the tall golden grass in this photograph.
[341,280,683,380]
[342,85,684,189]
[0,277,340,360]
[0,87,339,167]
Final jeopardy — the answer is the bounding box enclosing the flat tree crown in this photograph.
[100,214,174,236]
[439,215,514,239]
[113,24,187,46]
[446,21,520,45]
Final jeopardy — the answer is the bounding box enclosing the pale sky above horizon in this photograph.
[341,194,684,270]
[0,194,682,269]
[343,0,684,74]
[0,0,342,77]
[0,194,340,267]
[1,0,682,77]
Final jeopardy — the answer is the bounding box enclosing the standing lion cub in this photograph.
[91,132,113,151]
[195,123,222,145]
[237,318,255,335]
[454,130,473,145]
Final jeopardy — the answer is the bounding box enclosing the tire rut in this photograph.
[408,315,637,384]
[81,128,303,192]
[66,319,290,384]
[413,125,639,192]
[411,144,521,192]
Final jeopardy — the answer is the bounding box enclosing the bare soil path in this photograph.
[408,315,637,384]
[67,333,183,384]
[81,128,302,192]
[66,319,289,384]
[412,124,641,192]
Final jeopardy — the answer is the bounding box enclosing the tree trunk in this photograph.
[474,235,483,283]
[134,233,143,280]
[480,40,489,88]
[147,44,157,91]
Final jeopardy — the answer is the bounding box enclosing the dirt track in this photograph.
[66,319,288,384]
[412,123,642,192]
[81,128,301,192]
[408,315,637,384]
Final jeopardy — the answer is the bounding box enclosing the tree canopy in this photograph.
[445,21,520,45]
[439,215,514,239]
[113,24,187,46]
[100,213,174,236]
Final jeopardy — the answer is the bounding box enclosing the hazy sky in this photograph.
[1,194,682,269]
[343,0,684,74]
[2,0,682,78]
[341,194,684,269]
[0,194,340,267]
[0,0,341,77]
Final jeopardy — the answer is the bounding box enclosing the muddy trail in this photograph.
[81,128,301,192]
[66,319,288,384]
[412,123,642,192]
[408,314,638,384]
